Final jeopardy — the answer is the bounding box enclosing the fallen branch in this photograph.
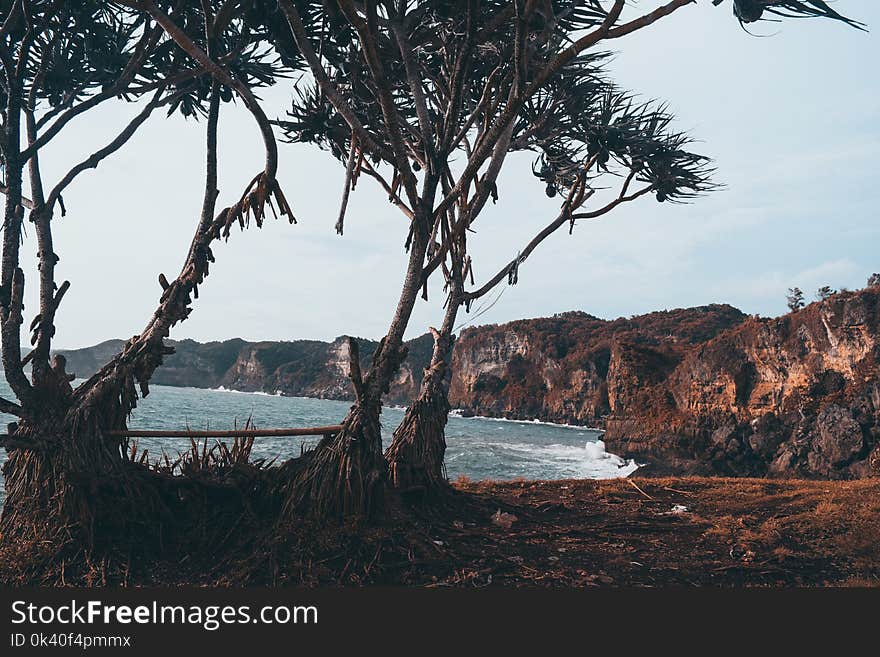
[104,426,344,439]
[628,479,655,501]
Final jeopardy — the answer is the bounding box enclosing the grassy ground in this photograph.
[212,476,880,587]
[441,477,880,587]
[3,477,879,587]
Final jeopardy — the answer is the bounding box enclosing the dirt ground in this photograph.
[198,476,880,588]
[433,477,880,587]
[4,476,880,587]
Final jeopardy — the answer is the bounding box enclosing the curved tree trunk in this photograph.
[0,75,289,560]
[0,4,301,581]
[385,291,460,494]
[1,86,226,553]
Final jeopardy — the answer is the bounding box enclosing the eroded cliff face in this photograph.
[448,291,880,478]
[602,288,880,479]
[448,305,747,425]
[209,335,429,403]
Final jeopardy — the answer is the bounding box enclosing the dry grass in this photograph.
[447,477,880,587]
[3,475,879,587]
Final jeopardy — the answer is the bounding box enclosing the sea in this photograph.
[0,381,638,499]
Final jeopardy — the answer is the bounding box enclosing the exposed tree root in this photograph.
[0,405,296,586]
[385,364,451,495]
[285,400,386,520]
[386,321,456,496]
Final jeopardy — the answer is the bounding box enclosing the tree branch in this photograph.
[336,139,357,235]
[70,29,293,425]
[24,103,51,384]
[277,0,394,164]
[1,56,33,406]
[20,21,164,161]
[134,0,278,180]
[391,21,434,164]
[439,0,478,153]
[422,120,515,281]
[431,0,694,228]
[336,0,420,210]
[0,182,33,209]
[0,395,22,416]
[357,159,414,219]
[465,183,653,302]
[43,89,167,214]
[606,0,695,41]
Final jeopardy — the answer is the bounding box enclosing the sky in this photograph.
[21,2,880,349]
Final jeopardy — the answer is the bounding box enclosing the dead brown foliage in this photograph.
[4,476,879,588]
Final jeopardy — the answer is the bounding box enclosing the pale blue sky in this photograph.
[21,2,879,348]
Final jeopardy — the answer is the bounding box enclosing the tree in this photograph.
[275,0,862,513]
[787,287,805,312]
[386,89,713,492]
[1,1,863,554]
[868,273,880,288]
[0,1,294,550]
[387,0,863,494]
[816,286,836,301]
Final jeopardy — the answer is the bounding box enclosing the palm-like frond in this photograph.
[713,0,865,31]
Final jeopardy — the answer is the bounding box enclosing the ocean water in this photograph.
[0,381,638,495]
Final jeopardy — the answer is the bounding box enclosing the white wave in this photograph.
[458,438,639,480]
[210,386,276,396]
[449,408,603,432]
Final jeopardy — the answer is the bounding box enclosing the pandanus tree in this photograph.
[386,0,865,494]
[276,0,861,514]
[0,0,295,548]
[0,0,863,555]
[386,88,716,492]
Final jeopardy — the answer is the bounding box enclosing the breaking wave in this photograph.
[445,437,639,480]
[210,386,282,397]
[449,408,602,431]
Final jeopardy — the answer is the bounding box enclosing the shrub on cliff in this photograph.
[816,286,837,301]
[787,288,806,312]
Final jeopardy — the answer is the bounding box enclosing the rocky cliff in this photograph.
[58,286,880,478]
[601,288,880,479]
[447,289,880,479]
[60,334,435,406]
[448,305,747,424]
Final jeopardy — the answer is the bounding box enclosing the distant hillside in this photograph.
[449,304,748,425]
[60,334,435,406]
[58,305,746,408]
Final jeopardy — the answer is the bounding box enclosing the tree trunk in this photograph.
[287,221,431,519]
[1,86,226,557]
[385,293,460,494]
[0,359,133,552]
